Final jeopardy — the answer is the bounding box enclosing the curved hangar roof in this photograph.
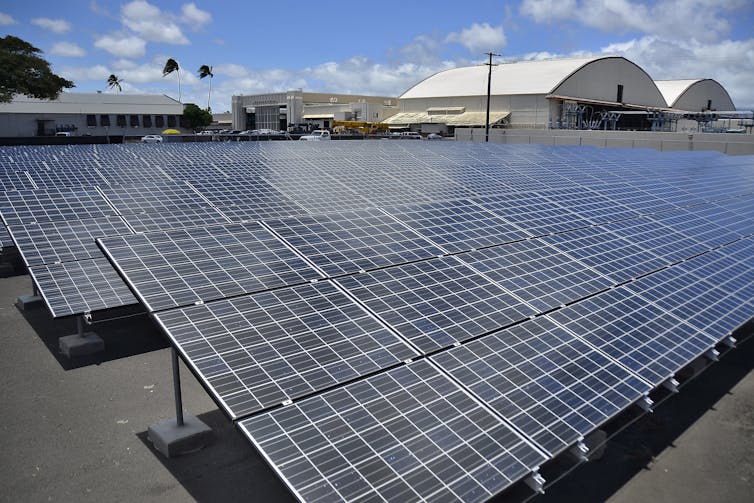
[654,79,735,111]
[400,56,667,108]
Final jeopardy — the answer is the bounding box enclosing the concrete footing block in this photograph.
[148,415,212,458]
[59,332,105,358]
[16,294,43,310]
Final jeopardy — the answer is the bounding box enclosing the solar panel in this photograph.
[457,239,613,313]
[432,317,649,455]
[537,186,640,224]
[98,222,323,311]
[8,216,132,266]
[99,181,213,215]
[27,166,108,188]
[239,359,547,502]
[548,285,716,386]
[188,177,306,222]
[28,257,137,318]
[542,224,667,284]
[265,209,445,277]
[0,187,119,227]
[384,199,530,253]
[118,207,231,233]
[153,281,418,419]
[0,169,35,191]
[335,257,536,354]
[474,192,592,237]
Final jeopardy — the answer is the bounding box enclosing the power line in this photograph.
[484,52,501,143]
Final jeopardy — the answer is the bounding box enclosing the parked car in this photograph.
[400,132,423,140]
[141,134,163,143]
[426,133,443,140]
[299,130,331,141]
[55,131,73,137]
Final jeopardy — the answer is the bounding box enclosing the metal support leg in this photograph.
[33,282,39,297]
[172,347,184,427]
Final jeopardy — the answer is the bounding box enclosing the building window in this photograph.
[116,115,126,127]
[86,114,97,127]
[155,115,164,128]
[143,115,152,128]
[616,84,624,103]
[101,114,111,126]
[167,115,176,127]
[130,115,139,127]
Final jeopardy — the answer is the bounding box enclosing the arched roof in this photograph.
[400,56,608,99]
[654,79,735,110]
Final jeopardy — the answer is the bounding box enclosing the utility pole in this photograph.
[484,52,501,143]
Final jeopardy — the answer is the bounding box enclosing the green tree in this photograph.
[107,74,122,92]
[182,103,212,131]
[0,35,74,103]
[198,64,213,112]
[162,58,181,102]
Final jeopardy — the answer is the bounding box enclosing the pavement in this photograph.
[0,271,752,503]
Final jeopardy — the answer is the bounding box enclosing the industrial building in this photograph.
[0,93,185,137]
[384,56,737,134]
[231,90,398,131]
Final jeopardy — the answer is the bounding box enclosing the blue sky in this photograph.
[2,1,753,111]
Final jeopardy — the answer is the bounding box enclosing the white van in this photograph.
[299,130,331,141]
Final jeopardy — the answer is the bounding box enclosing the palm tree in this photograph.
[162,58,181,102]
[107,74,122,92]
[198,65,213,112]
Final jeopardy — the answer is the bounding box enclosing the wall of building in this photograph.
[456,127,754,155]
[673,81,736,112]
[0,112,181,137]
[552,58,666,108]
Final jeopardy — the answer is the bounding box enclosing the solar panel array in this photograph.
[1,141,754,501]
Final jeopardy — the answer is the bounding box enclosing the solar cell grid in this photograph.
[29,257,137,318]
[240,359,547,503]
[432,317,649,455]
[188,177,306,222]
[0,187,119,226]
[119,206,231,233]
[474,193,592,237]
[335,256,536,354]
[0,169,35,191]
[265,209,445,277]
[99,181,213,215]
[98,222,323,311]
[9,216,132,266]
[646,207,741,250]
[458,239,613,313]
[154,281,417,419]
[549,286,715,386]
[27,166,108,188]
[603,216,709,264]
[385,199,530,253]
[538,187,640,224]
[541,225,663,285]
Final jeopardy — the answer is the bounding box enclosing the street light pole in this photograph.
[484,52,501,143]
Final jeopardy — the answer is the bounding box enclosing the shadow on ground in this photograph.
[17,302,169,371]
[136,409,295,503]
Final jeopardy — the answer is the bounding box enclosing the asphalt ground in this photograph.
[0,271,752,503]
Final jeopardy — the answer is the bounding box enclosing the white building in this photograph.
[231,90,398,131]
[0,92,185,137]
[654,79,736,112]
[385,56,735,133]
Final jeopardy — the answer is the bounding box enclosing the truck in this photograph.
[299,130,331,141]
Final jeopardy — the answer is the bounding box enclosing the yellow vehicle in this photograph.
[332,121,389,135]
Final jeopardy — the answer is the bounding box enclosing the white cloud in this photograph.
[181,3,211,28]
[31,17,72,34]
[94,33,147,58]
[59,64,111,82]
[520,0,746,42]
[121,0,189,44]
[519,0,576,23]
[214,63,249,78]
[446,23,507,54]
[50,42,86,57]
[0,12,16,25]
[598,35,754,108]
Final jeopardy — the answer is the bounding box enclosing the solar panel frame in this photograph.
[239,359,548,503]
[432,316,650,456]
[28,257,138,318]
[153,280,418,419]
[97,222,324,312]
